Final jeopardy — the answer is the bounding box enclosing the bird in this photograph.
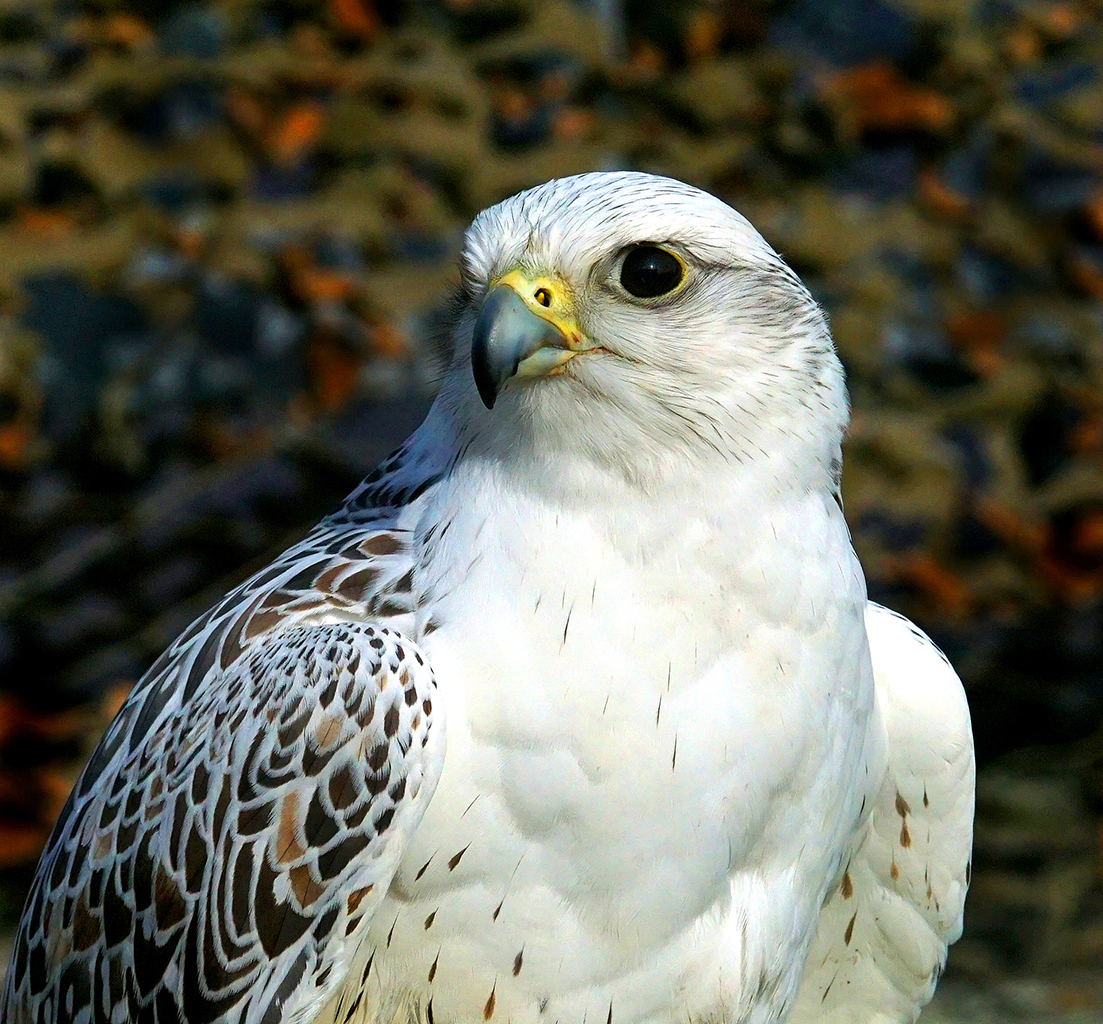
[1,171,974,1024]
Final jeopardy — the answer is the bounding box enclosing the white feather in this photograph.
[787,604,974,1024]
[316,173,973,1024]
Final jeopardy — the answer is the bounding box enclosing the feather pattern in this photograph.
[1,172,972,1024]
[1,451,446,1024]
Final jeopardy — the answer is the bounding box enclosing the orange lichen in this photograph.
[822,63,953,138]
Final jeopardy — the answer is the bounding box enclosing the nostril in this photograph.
[534,287,552,308]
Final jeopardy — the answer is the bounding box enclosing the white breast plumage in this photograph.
[1,171,972,1024]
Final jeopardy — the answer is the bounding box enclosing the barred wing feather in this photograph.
[2,621,442,1024]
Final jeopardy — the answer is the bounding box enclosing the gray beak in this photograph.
[471,286,573,409]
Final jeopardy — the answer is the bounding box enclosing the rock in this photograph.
[159,6,227,60]
[768,0,918,67]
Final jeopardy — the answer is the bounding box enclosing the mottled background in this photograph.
[0,0,1100,1018]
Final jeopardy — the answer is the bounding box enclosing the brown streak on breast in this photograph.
[336,566,383,603]
[374,597,410,617]
[47,919,72,964]
[72,893,101,952]
[347,884,374,915]
[313,563,346,594]
[260,589,298,610]
[153,866,187,931]
[289,864,324,907]
[313,713,345,752]
[360,533,402,557]
[245,608,288,641]
[275,791,306,864]
[219,631,244,674]
[221,593,271,670]
[283,595,330,616]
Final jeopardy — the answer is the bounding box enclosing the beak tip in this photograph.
[471,325,505,408]
[471,282,571,410]
[477,382,497,410]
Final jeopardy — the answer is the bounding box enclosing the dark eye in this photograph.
[619,246,684,298]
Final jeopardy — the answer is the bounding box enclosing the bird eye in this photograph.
[619,246,684,299]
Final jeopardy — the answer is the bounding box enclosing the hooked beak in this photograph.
[471,270,586,409]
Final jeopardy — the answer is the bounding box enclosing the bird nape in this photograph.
[1,172,973,1024]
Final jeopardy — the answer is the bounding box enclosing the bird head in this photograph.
[441,172,847,494]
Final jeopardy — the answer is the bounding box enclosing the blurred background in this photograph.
[0,0,1099,1018]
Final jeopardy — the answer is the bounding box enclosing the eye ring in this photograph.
[619,245,685,299]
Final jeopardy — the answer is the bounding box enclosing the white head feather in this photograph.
[437,171,846,499]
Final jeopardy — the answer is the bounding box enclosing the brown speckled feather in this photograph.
[1,451,448,1024]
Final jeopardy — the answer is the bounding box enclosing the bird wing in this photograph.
[2,618,442,1024]
[788,602,974,1024]
[1,433,450,1024]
